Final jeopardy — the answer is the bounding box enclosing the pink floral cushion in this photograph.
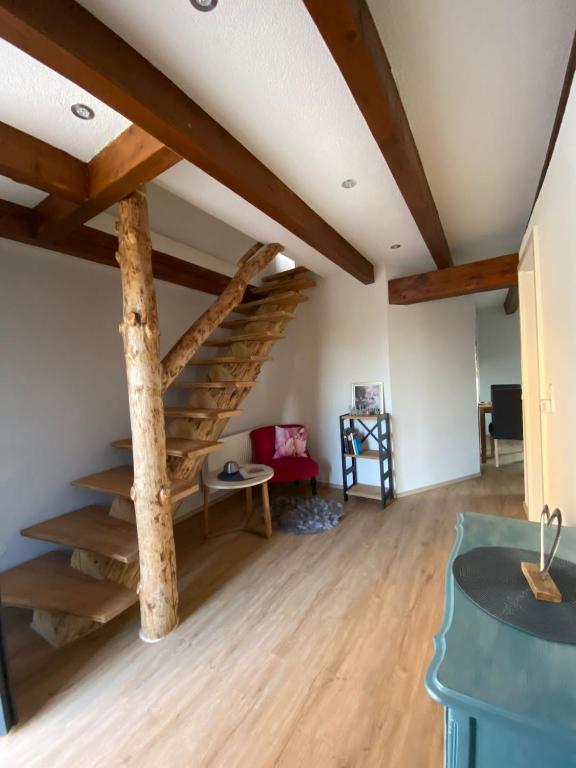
[273,425,308,459]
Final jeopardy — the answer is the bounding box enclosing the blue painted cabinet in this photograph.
[426,513,576,768]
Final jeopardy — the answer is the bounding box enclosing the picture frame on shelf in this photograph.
[351,382,384,415]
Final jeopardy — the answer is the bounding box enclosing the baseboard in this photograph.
[325,473,480,500]
[395,473,481,498]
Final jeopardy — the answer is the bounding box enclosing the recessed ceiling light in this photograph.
[190,0,218,11]
[390,243,402,249]
[341,179,357,189]
[71,103,95,120]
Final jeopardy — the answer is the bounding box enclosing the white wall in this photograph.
[388,299,480,494]
[521,80,576,524]
[277,268,391,489]
[278,270,480,498]
[0,239,299,569]
[1,229,513,569]
[476,305,521,402]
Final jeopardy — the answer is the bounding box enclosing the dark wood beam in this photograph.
[0,120,87,202]
[0,198,235,296]
[36,124,180,240]
[504,285,519,315]
[302,0,452,270]
[388,254,519,305]
[0,0,374,285]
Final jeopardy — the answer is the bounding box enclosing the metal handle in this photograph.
[540,505,562,575]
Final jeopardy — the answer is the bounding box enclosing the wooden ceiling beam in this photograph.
[0,120,87,202]
[504,285,519,315]
[303,0,452,270]
[36,124,180,240]
[0,0,374,285]
[388,254,519,305]
[0,198,236,296]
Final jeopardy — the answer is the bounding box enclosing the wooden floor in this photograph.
[1,462,524,768]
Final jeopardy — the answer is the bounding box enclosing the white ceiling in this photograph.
[0,1,575,281]
[0,175,47,207]
[0,38,130,161]
[76,0,433,278]
[369,0,576,264]
[109,183,254,265]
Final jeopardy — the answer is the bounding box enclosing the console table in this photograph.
[426,513,576,767]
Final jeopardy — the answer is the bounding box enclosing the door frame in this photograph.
[518,225,547,520]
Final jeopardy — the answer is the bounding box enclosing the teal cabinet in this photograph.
[426,513,576,768]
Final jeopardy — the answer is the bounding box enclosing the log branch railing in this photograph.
[161,242,282,390]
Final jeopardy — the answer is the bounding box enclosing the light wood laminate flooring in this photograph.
[1,461,524,767]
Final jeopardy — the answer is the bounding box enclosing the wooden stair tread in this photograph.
[0,551,138,622]
[187,356,271,365]
[261,266,310,282]
[221,312,296,329]
[251,277,316,295]
[112,437,222,459]
[204,333,285,346]
[164,407,241,420]
[170,380,257,390]
[72,465,199,503]
[234,292,308,313]
[21,506,139,563]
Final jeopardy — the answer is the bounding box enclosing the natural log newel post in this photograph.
[116,186,178,642]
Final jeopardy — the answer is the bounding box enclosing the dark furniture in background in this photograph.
[489,384,523,467]
[478,401,493,464]
[250,424,319,495]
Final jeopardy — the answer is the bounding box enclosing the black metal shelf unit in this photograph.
[340,413,394,509]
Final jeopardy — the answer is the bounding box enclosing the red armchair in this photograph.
[250,424,319,495]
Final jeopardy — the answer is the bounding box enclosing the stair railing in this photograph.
[160,242,283,391]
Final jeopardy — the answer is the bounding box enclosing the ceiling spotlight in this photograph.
[190,0,218,10]
[390,243,402,249]
[341,178,357,189]
[71,103,95,120]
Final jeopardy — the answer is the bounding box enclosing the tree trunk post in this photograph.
[116,186,178,642]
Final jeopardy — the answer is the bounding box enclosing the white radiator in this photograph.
[207,429,253,473]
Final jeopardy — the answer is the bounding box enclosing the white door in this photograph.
[518,226,546,520]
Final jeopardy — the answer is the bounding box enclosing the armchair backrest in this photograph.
[250,424,306,462]
[491,385,523,440]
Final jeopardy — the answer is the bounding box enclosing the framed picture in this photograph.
[352,382,384,414]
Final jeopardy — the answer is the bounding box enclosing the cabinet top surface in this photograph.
[426,512,576,738]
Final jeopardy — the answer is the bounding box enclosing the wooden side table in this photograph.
[202,464,274,540]
[478,402,493,463]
